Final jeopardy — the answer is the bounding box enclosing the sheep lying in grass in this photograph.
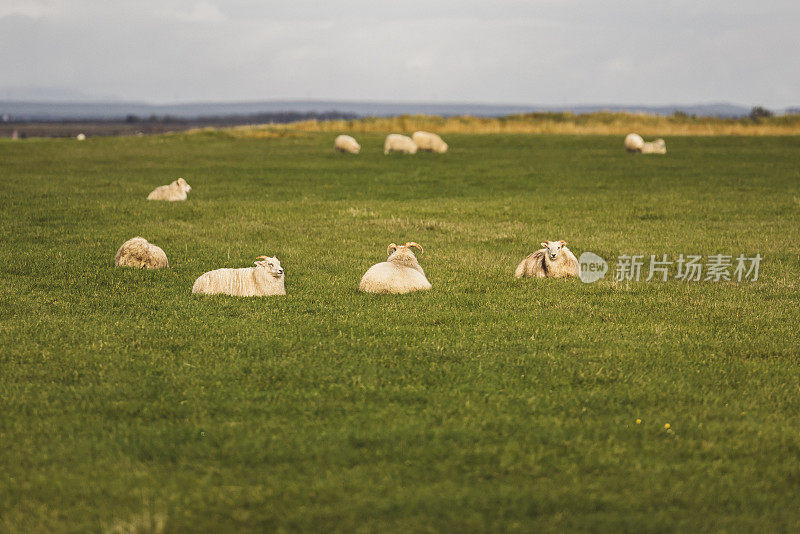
[624,133,644,152]
[147,177,192,201]
[384,134,418,155]
[359,242,431,294]
[192,256,285,296]
[334,135,361,154]
[412,131,448,153]
[115,237,168,269]
[625,134,666,154]
[641,138,666,154]
[514,240,580,279]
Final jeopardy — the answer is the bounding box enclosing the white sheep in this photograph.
[192,256,286,297]
[384,134,418,155]
[641,138,666,154]
[359,242,431,294]
[114,237,168,269]
[412,131,448,153]
[334,135,361,154]
[76,133,87,141]
[624,133,644,152]
[147,177,192,201]
[514,240,580,279]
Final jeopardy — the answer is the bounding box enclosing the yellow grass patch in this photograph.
[206,112,800,137]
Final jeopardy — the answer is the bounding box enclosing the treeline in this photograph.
[121,110,359,126]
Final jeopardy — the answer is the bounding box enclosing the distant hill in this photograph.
[0,99,791,122]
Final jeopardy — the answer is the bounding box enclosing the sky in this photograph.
[0,0,797,107]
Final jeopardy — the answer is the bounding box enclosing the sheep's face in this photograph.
[255,256,284,277]
[387,242,424,265]
[542,240,567,261]
[176,177,192,192]
[435,140,448,153]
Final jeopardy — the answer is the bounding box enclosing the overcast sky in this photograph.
[0,0,797,107]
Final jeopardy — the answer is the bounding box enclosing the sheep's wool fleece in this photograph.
[192,267,285,297]
[641,139,666,154]
[412,131,448,153]
[359,247,431,294]
[514,247,580,278]
[147,179,190,201]
[115,237,168,269]
[384,134,418,154]
[334,135,361,154]
[624,133,645,152]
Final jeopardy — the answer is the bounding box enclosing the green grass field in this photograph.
[2,132,799,532]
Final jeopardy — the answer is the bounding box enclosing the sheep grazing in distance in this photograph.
[514,240,580,279]
[334,135,361,154]
[115,237,168,269]
[384,134,418,155]
[641,138,667,154]
[412,131,448,153]
[147,177,192,201]
[192,256,286,297]
[76,133,87,141]
[624,133,644,152]
[359,242,431,294]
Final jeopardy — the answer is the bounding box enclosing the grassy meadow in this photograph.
[1,131,800,532]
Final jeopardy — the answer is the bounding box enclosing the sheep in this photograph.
[334,134,361,154]
[514,240,580,279]
[147,177,192,201]
[641,138,667,154]
[76,133,86,141]
[412,131,448,153]
[192,256,286,297]
[384,134,418,155]
[624,133,644,152]
[114,237,168,269]
[359,242,431,294]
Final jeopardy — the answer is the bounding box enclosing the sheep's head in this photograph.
[387,242,424,265]
[541,240,567,261]
[175,177,192,192]
[255,255,284,277]
[435,139,449,153]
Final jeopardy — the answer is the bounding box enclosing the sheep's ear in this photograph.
[559,240,567,246]
[387,243,397,256]
[541,242,549,248]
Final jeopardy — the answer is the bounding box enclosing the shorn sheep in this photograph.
[114,237,168,269]
[384,134,418,155]
[147,177,192,201]
[641,138,667,154]
[359,242,431,294]
[624,133,644,152]
[334,135,361,154]
[514,240,580,279]
[192,256,286,297]
[412,131,448,153]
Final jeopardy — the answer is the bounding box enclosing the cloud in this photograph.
[159,2,228,22]
[0,0,797,107]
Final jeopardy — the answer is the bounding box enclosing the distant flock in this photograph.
[114,131,664,296]
[334,131,449,155]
